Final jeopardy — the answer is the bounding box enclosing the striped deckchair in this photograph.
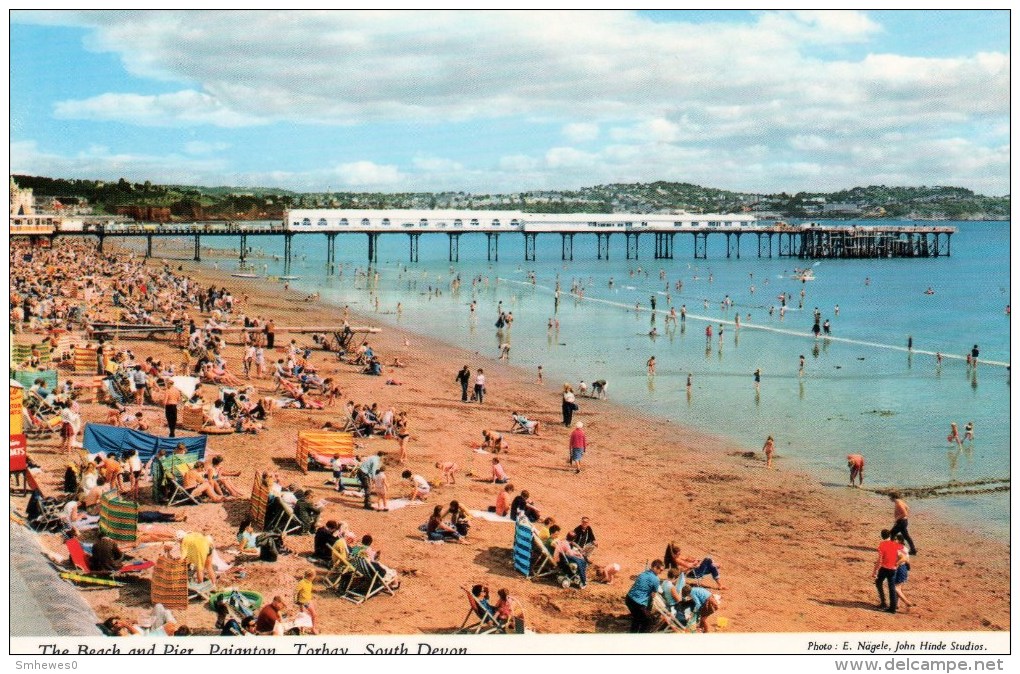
[60,571,125,588]
[248,476,270,529]
[150,555,189,611]
[99,491,138,543]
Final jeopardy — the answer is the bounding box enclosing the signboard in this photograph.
[10,434,27,472]
[10,380,26,470]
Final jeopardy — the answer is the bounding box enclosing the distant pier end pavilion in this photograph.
[11,206,956,272]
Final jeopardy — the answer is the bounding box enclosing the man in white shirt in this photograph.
[473,369,486,404]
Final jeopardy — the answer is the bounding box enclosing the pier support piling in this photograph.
[561,233,574,261]
[194,235,201,262]
[524,233,537,262]
[597,233,611,260]
[145,234,153,259]
[408,233,420,263]
[486,232,499,262]
[653,232,674,259]
[325,233,337,274]
[239,233,247,267]
[448,233,460,263]
[625,232,639,260]
[693,232,707,259]
[366,232,379,264]
[283,233,292,273]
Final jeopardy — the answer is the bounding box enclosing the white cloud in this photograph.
[10,11,1009,193]
[562,122,599,143]
[333,161,404,187]
[54,91,263,127]
[545,147,596,169]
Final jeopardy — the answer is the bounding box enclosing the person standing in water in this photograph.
[963,421,974,442]
[847,454,865,487]
[762,435,775,469]
[798,354,805,378]
[947,422,962,448]
[753,368,761,392]
[646,356,656,376]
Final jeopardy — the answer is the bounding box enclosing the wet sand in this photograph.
[19,252,1009,634]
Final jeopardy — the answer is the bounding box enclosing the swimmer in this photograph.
[963,421,974,442]
[646,356,656,376]
[798,354,805,377]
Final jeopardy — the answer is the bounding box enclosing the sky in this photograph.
[9,10,1011,195]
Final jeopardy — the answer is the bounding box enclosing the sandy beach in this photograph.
[14,247,1010,635]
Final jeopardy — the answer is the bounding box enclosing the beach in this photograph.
[11,240,1009,635]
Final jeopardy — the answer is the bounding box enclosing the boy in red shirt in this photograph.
[873,529,900,614]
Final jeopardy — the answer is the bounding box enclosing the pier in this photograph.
[13,217,956,272]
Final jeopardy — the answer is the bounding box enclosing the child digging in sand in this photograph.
[402,470,430,501]
[436,461,458,485]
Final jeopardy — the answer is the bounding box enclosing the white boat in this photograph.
[230,273,258,278]
[279,275,302,281]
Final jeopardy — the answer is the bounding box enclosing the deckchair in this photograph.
[333,413,367,438]
[324,540,357,596]
[526,525,559,581]
[456,586,507,634]
[150,555,189,611]
[652,594,689,633]
[65,537,154,578]
[26,485,68,533]
[188,579,214,603]
[343,555,396,605]
[154,452,203,506]
[59,571,125,589]
[269,498,303,535]
[510,415,536,435]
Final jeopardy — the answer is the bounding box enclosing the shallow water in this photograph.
[182,219,1010,539]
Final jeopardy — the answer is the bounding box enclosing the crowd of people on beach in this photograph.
[10,236,1001,637]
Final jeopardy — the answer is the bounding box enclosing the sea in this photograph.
[170,219,1010,539]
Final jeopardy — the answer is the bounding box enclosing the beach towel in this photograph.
[377,498,423,511]
[470,510,515,523]
[99,491,138,543]
[150,555,189,611]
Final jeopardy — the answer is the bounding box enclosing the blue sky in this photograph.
[9,10,1010,195]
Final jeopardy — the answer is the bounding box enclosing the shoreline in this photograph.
[179,257,1009,631]
[16,242,1009,634]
